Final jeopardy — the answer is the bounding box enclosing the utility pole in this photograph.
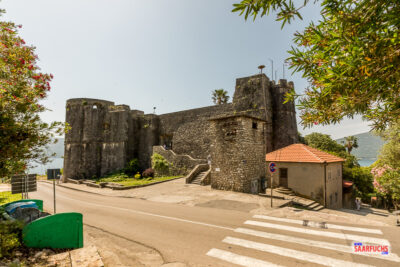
[283,60,289,79]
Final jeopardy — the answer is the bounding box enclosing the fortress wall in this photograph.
[152,146,206,175]
[63,74,299,180]
[158,104,233,160]
[210,116,266,193]
[271,80,298,150]
[64,99,114,179]
[100,105,131,176]
[233,74,273,152]
[137,114,160,169]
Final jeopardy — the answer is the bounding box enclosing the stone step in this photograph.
[275,190,293,194]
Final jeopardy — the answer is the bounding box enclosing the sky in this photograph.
[2,0,372,139]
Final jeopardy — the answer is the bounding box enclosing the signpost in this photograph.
[47,169,61,214]
[11,174,37,199]
[268,162,276,208]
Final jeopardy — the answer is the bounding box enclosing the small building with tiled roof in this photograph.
[266,144,345,209]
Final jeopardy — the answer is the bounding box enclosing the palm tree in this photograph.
[212,89,229,105]
[343,136,359,154]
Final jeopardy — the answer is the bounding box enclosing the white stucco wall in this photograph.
[266,161,343,208]
[326,162,343,209]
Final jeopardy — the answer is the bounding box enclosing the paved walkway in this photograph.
[53,179,291,213]
[0,183,10,192]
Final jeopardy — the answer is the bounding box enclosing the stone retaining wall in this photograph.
[152,146,206,176]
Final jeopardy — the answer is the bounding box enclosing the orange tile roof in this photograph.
[265,143,345,163]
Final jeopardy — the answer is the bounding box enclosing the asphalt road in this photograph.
[31,182,400,267]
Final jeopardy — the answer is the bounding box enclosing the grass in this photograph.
[0,191,22,206]
[116,176,182,187]
[94,173,181,187]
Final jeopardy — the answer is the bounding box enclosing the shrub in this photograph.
[0,220,24,258]
[124,158,140,175]
[142,168,154,178]
[151,153,170,176]
[343,166,374,202]
[134,173,141,179]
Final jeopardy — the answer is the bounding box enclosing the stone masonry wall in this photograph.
[271,79,299,150]
[210,116,266,193]
[158,103,232,160]
[64,99,113,179]
[152,146,206,175]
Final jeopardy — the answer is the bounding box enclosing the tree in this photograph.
[0,8,63,177]
[233,0,400,131]
[371,165,400,210]
[376,123,400,169]
[304,132,345,154]
[342,136,358,154]
[304,132,375,200]
[212,89,229,105]
[369,122,400,209]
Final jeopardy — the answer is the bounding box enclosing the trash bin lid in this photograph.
[5,201,38,215]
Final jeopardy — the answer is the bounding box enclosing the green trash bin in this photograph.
[23,212,83,249]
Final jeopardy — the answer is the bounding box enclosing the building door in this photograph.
[279,168,288,187]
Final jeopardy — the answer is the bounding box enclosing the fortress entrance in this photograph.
[160,134,173,150]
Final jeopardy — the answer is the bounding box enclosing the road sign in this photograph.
[268,162,276,173]
[47,169,61,180]
[11,174,37,194]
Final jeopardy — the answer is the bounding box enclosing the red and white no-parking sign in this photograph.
[268,162,276,174]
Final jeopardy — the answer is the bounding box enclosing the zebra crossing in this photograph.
[206,214,400,266]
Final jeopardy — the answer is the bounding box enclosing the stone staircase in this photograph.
[263,187,325,211]
[299,200,325,211]
[274,187,295,196]
[190,171,208,185]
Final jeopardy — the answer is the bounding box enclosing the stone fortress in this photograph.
[63,73,298,193]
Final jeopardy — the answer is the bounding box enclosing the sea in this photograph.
[358,158,376,167]
[27,157,64,175]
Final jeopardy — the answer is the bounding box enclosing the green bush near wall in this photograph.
[151,153,171,177]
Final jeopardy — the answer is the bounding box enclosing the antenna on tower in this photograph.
[268,59,274,80]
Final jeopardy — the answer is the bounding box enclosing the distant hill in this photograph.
[47,137,64,157]
[336,132,386,159]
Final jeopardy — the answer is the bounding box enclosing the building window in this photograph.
[330,194,333,205]
[335,192,338,203]
[252,122,258,129]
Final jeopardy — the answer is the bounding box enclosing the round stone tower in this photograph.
[63,98,114,180]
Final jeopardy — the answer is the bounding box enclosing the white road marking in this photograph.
[206,248,284,267]
[245,220,390,246]
[223,236,374,267]
[235,227,400,263]
[53,193,234,231]
[253,215,383,234]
